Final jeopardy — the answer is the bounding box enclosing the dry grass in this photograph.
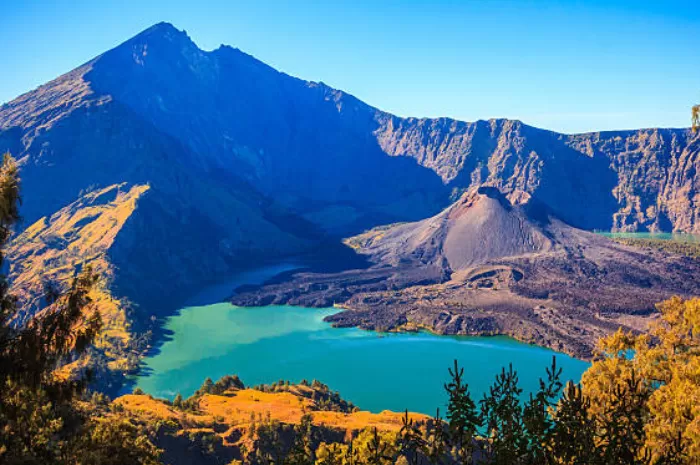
[117,388,429,448]
[7,183,150,376]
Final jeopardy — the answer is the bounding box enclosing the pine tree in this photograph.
[444,359,481,464]
[314,442,346,465]
[424,408,447,465]
[344,438,359,465]
[288,413,315,465]
[366,427,393,465]
[0,152,158,464]
[480,364,525,465]
[549,382,596,464]
[597,370,651,465]
[192,377,215,397]
[399,409,425,465]
[255,413,287,465]
[522,356,562,464]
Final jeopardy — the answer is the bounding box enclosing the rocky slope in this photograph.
[4,23,697,236]
[0,23,452,321]
[375,117,700,232]
[7,184,148,383]
[233,188,700,358]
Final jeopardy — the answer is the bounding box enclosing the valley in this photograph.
[0,22,698,383]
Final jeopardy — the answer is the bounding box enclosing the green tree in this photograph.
[692,105,699,132]
[255,413,287,465]
[522,356,562,464]
[344,438,360,465]
[366,427,394,465]
[424,409,447,465]
[315,442,347,465]
[198,377,215,395]
[288,413,316,465]
[351,428,398,465]
[480,364,525,464]
[596,370,651,465]
[444,359,480,464]
[549,382,596,464]
[399,409,425,465]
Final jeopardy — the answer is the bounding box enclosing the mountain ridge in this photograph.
[4,22,698,234]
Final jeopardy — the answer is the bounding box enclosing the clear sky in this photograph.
[1,0,698,133]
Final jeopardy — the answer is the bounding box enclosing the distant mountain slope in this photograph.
[83,23,449,230]
[1,22,698,238]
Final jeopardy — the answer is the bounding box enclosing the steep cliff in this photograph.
[375,117,700,232]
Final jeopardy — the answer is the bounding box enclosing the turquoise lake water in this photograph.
[134,263,589,415]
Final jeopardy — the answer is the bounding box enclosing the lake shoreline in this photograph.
[133,303,590,415]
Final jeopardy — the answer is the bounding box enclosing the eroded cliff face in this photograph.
[374,116,700,232]
[568,129,700,232]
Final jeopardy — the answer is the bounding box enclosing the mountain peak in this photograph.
[109,22,196,58]
[133,22,189,41]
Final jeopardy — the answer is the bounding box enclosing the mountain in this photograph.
[0,22,699,367]
[232,187,700,358]
[3,23,698,235]
[349,186,555,272]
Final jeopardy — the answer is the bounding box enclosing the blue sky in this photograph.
[1,0,698,133]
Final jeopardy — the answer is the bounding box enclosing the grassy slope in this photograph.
[7,183,149,376]
[117,384,429,455]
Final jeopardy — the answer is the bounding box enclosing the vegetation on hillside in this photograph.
[0,152,159,464]
[6,182,154,393]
